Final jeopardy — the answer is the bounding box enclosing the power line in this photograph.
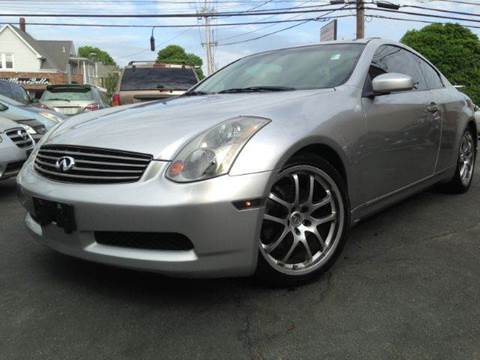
[365,6,480,24]
[403,4,480,18]
[219,5,351,46]
[429,0,480,6]
[0,0,330,2]
[217,0,315,42]
[0,16,341,29]
[367,13,480,29]
[0,5,348,18]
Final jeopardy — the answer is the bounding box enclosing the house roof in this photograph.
[4,25,75,72]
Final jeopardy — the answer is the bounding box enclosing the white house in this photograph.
[0,19,97,96]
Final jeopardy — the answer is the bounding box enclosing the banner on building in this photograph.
[0,77,50,85]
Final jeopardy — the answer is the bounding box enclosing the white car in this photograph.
[0,116,34,181]
[39,84,109,116]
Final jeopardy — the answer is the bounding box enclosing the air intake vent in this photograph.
[95,232,194,251]
[5,128,34,149]
[34,144,152,184]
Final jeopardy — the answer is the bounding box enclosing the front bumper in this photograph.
[17,159,272,277]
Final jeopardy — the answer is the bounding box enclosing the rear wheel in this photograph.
[438,128,476,194]
[255,154,349,286]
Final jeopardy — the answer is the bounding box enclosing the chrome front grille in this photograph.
[5,128,34,149]
[34,145,153,184]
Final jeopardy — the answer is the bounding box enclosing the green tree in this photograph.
[156,45,204,79]
[78,46,117,66]
[401,23,480,104]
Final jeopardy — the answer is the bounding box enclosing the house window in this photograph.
[0,53,14,70]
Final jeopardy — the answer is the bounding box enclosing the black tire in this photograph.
[255,153,350,287]
[437,127,476,194]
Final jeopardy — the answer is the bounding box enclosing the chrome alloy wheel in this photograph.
[259,165,345,276]
[459,131,475,186]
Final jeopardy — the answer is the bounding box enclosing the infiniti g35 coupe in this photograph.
[17,39,477,285]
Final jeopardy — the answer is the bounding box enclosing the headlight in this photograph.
[39,111,62,123]
[167,116,270,182]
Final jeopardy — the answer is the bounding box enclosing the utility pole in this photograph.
[330,0,365,39]
[356,0,364,39]
[200,0,216,76]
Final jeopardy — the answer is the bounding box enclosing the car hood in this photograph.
[1,103,62,129]
[0,116,22,132]
[47,89,334,159]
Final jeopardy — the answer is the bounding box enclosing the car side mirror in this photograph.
[372,73,414,95]
[0,102,8,111]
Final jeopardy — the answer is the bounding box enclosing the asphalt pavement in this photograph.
[1,166,479,360]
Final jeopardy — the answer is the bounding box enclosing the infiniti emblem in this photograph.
[56,156,75,172]
[18,130,29,141]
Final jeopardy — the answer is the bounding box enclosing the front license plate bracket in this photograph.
[33,198,77,234]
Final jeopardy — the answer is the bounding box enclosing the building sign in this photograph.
[320,20,338,42]
[0,77,50,85]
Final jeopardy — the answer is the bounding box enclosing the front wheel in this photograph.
[438,128,476,194]
[255,154,350,286]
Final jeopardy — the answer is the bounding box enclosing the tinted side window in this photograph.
[418,59,443,89]
[371,45,427,91]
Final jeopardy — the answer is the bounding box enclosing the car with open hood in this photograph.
[17,39,477,285]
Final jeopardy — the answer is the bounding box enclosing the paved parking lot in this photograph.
[1,166,480,360]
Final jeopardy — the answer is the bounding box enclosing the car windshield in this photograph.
[41,88,94,102]
[120,67,198,91]
[194,44,365,94]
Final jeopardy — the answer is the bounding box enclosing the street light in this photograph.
[150,27,156,52]
[376,1,400,10]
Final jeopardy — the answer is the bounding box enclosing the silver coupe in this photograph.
[17,39,477,285]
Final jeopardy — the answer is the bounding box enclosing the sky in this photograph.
[0,0,479,72]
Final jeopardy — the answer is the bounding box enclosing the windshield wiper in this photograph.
[218,86,296,94]
[183,90,210,96]
[47,98,71,102]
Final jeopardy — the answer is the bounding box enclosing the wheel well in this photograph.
[292,144,347,184]
[467,120,477,146]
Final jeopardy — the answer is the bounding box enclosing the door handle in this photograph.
[427,103,439,113]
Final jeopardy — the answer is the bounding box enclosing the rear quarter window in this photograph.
[418,60,444,89]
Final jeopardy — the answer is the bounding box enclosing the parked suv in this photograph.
[112,62,199,106]
[39,84,109,116]
[0,116,34,181]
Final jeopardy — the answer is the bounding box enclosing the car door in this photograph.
[417,58,457,173]
[359,45,441,202]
